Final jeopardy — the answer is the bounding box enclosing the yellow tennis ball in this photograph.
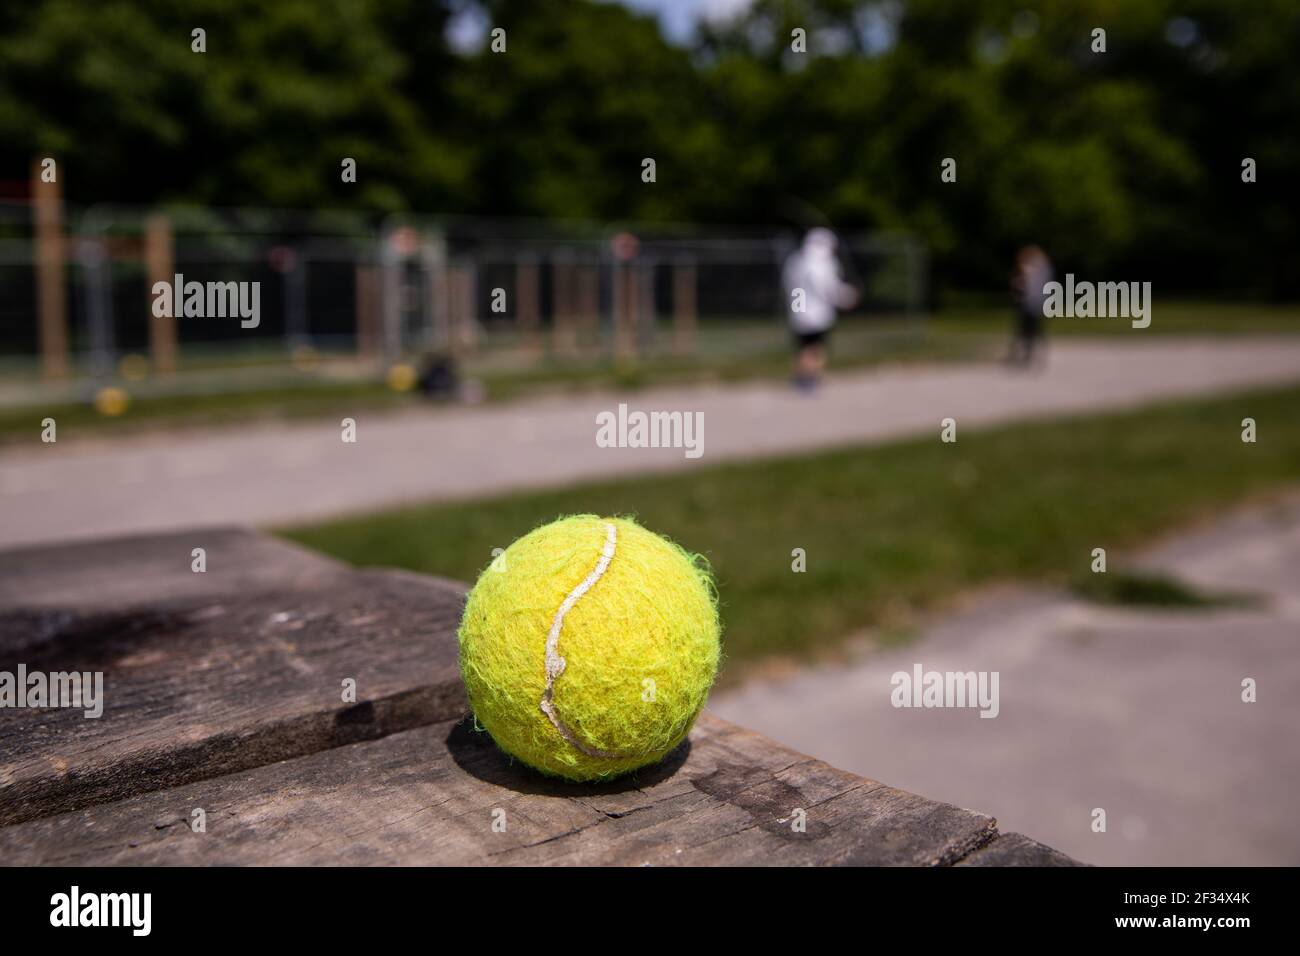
[93,386,130,417]
[386,363,417,392]
[458,515,721,782]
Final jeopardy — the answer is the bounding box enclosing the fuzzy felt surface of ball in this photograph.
[457,515,721,781]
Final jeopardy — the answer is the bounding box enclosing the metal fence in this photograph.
[0,196,927,381]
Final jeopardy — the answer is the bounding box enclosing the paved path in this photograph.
[3,337,1300,548]
[712,495,1300,866]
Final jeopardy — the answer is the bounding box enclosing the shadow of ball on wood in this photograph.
[443,714,692,796]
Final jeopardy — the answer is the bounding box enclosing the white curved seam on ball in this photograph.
[540,521,621,759]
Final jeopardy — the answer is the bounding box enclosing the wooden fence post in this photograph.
[144,214,177,376]
[451,263,478,357]
[355,264,379,362]
[516,258,541,359]
[672,260,697,355]
[32,159,69,379]
[552,257,578,357]
[613,263,637,361]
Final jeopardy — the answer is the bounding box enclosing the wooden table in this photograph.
[0,528,1079,866]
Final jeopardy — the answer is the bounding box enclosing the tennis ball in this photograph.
[93,386,130,417]
[386,362,417,392]
[457,515,721,782]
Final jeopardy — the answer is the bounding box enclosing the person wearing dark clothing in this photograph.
[1009,245,1053,366]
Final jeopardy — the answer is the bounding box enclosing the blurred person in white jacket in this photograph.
[782,228,859,391]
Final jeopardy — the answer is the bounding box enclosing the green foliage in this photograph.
[2,1,1297,294]
[0,0,464,211]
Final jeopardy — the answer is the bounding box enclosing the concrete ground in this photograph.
[3,336,1300,548]
[711,495,1300,866]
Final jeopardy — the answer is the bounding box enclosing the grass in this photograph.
[0,379,411,441]
[0,320,983,444]
[476,321,980,400]
[1070,571,1259,609]
[4,301,1295,444]
[931,300,1300,337]
[280,384,1300,671]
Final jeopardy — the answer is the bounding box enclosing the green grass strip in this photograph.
[281,384,1300,666]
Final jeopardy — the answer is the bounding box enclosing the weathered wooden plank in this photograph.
[1,527,1080,865]
[0,527,346,611]
[0,713,1003,866]
[954,831,1085,867]
[1,551,467,826]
